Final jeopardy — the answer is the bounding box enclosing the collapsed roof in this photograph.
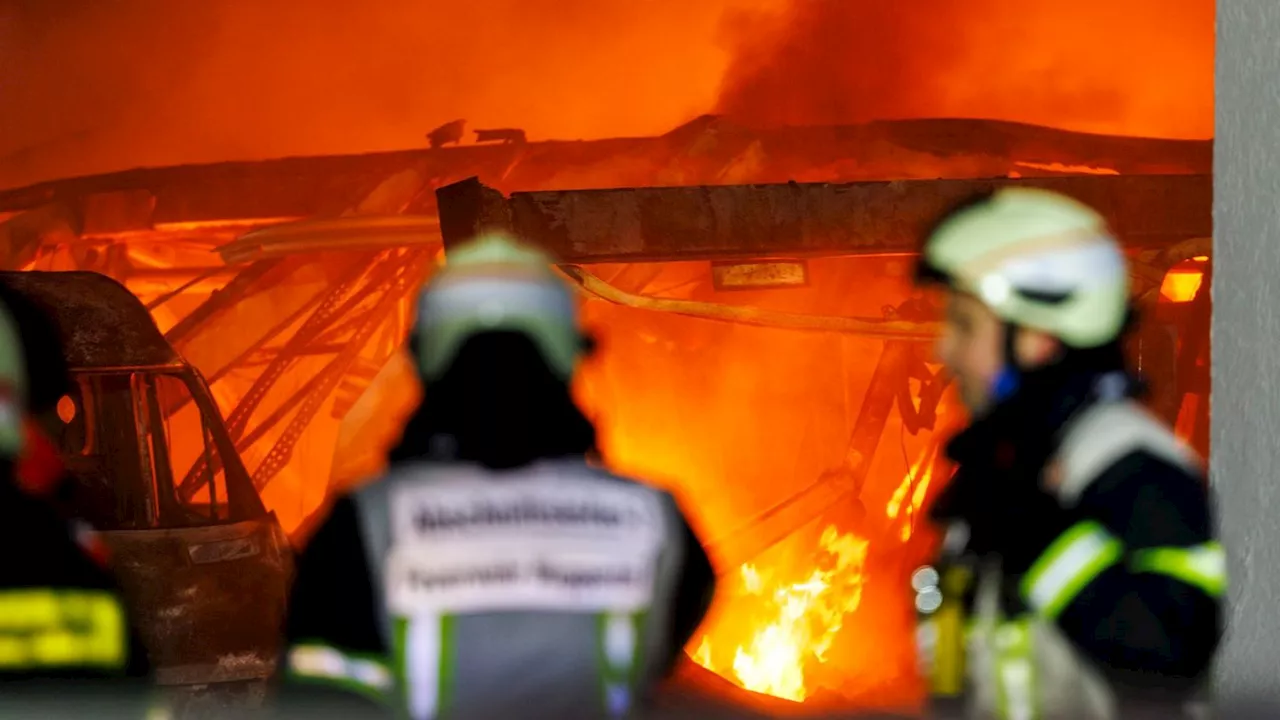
[0,116,1209,262]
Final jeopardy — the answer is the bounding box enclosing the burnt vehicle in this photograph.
[0,270,291,689]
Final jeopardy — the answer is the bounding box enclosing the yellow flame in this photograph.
[693,525,869,702]
[886,449,937,542]
[1161,270,1204,303]
[693,636,712,667]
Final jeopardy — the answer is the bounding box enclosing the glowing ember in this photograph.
[1013,161,1120,175]
[692,525,869,702]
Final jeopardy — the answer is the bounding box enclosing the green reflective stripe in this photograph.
[1020,521,1122,620]
[393,617,409,715]
[993,616,1038,720]
[629,611,649,686]
[439,615,456,717]
[596,611,642,717]
[0,589,128,670]
[392,615,451,720]
[1131,541,1227,597]
[287,642,393,704]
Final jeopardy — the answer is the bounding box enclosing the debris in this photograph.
[426,119,466,149]
[475,128,527,145]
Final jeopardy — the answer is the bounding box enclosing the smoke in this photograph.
[715,0,1214,139]
[0,0,1212,190]
[0,0,756,189]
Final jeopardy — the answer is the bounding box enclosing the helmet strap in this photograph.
[990,321,1023,403]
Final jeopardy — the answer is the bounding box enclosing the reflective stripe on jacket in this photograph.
[966,400,1224,720]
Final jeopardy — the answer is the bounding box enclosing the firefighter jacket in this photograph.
[0,476,155,719]
[275,457,716,720]
[947,377,1223,720]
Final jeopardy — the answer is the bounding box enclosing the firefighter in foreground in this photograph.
[273,234,716,719]
[0,299,156,718]
[916,188,1223,719]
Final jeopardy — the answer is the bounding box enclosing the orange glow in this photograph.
[56,395,77,424]
[0,0,1211,189]
[1161,269,1205,303]
[576,259,943,710]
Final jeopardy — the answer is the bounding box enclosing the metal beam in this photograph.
[437,174,1211,263]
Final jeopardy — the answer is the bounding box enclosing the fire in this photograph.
[886,448,938,542]
[1161,268,1205,303]
[691,525,870,702]
[0,0,1211,189]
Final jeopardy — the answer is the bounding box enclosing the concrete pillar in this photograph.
[1214,1,1280,714]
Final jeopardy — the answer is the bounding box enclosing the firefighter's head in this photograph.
[401,232,596,468]
[414,232,588,383]
[0,299,26,461]
[915,188,1130,415]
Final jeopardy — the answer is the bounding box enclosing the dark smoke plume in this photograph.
[714,0,1212,138]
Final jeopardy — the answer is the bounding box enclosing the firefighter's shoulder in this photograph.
[1054,399,1203,506]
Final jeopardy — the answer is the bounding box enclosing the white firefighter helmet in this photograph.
[415,232,583,380]
[917,187,1131,349]
[0,301,24,457]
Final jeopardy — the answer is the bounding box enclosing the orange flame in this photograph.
[691,525,870,702]
[1161,269,1205,303]
[886,449,937,542]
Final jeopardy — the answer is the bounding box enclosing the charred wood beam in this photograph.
[0,119,1209,221]
[436,177,513,241]
[437,175,1210,262]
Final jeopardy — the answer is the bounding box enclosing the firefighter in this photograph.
[915,188,1223,719]
[0,298,156,718]
[0,280,74,501]
[274,233,716,720]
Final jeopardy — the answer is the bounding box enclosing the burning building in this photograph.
[0,115,1210,713]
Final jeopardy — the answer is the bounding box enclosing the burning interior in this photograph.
[0,116,1211,713]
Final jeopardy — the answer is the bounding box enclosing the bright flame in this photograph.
[1161,269,1205,303]
[886,449,937,542]
[693,636,713,667]
[692,525,870,702]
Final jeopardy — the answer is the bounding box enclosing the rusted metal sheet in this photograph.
[0,270,180,368]
[439,174,1210,262]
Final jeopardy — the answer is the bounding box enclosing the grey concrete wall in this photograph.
[1214,0,1280,712]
